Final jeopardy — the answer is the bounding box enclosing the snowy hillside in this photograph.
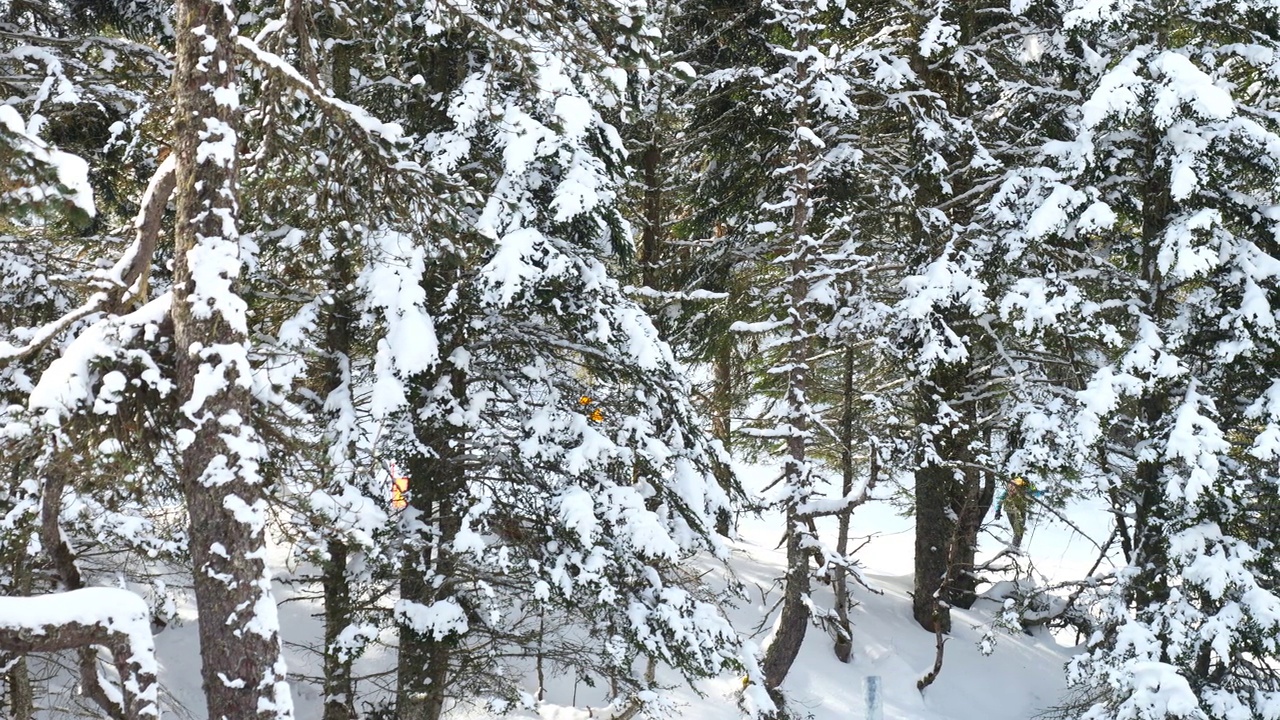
[9,0,1280,717]
[139,460,1092,720]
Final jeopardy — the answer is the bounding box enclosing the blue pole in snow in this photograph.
[866,675,882,720]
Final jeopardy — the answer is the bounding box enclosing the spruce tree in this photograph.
[1007,0,1280,714]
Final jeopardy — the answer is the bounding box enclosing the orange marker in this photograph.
[390,463,409,510]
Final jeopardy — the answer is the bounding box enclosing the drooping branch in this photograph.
[233,36,409,151]
[112,154,178,308]
[0,590,159,720]
[0,155,177,367]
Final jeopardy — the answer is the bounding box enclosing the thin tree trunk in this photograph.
[712,340,734,535]
[831,347,858,662]
[761,20,814,708]
[640,135,664,290]
[7,555,32,720]
[319,26,359,718]
[172,0,292,715]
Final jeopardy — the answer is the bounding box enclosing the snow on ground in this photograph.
[145,459,1104,720]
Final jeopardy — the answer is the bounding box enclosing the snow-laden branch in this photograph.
[27,292,173,425]
[234,35,407,147]
[0,588,159,719]
[0,155,177,368]
[113,154,177,299]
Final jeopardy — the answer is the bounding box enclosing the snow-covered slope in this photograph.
[145,460,1089,720]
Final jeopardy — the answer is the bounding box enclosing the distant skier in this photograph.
[994,475,1041,548]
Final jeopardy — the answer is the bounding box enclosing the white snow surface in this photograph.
[137,460,1086,720]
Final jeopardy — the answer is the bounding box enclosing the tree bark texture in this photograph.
[712,340,734,535]
[1130,114,1173,612]
[397,440,463,720]
[5,553,33,720]
[912,459,955,634]
[398,261,467,720]
[172,0,292,716]
[639,137,663,290]
[6,655,32,720]
[760,21,814,707]
[320,31,360,719]
[319,244,357,720]
[944,423,994,610]
[322,541,356,720]
[831,347,858,662]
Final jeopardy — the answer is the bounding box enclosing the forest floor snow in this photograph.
[146,459,1099,720]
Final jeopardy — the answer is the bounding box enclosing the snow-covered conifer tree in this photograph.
[690,0,893,706]
[169,0,295,714]
[1006,0,1280,714]
[245,2,748,717]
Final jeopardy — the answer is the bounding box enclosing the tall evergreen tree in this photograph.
[1004,0,1280,714]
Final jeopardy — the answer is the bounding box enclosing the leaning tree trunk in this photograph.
[171,0,293,716]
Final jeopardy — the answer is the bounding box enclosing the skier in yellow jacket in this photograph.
[994,475,1041,548]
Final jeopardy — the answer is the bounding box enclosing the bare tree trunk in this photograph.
[171,0,292,715]
[711,340,734,535]
[6,656,32,720]
[831,347,859,662]
[912,458,954,634]
[639,135,664,291]
[6,555,33,720]
[760,21,814,709]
